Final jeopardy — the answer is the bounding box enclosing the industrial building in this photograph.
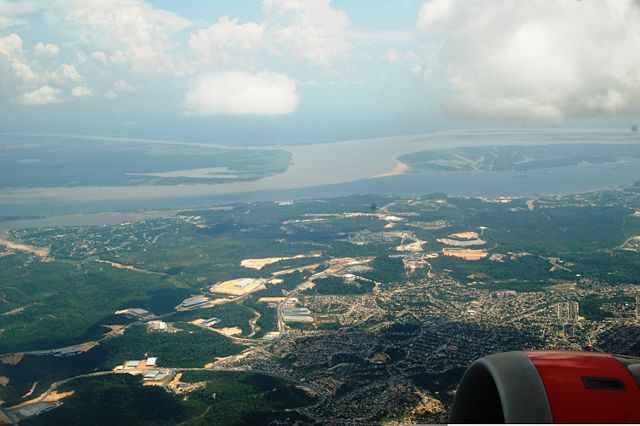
[148,320,167,331]
[203,317,220,326]
[283,307,311,316]
[124,360,140,369]
[180,296,209,309]
[283,315,314,323]
[51,346,82,357]
[126,308,154,320]
[143,370,160,380]
[16,402,59,419]
[143,369,170,381]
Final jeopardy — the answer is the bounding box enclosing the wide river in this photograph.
[1,128,639,220]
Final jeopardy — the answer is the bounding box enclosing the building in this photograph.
[148,320,167,331]
[51,346,82,357]
[283,307,311,316]
[203,317,219,326]
[143,370,160,380]
[124,360,140,369]
[343,273,356,283]
[283,315,314,323]
[146,357,157,367]
[126,308,154,320]
[17,402,59,418]
[181,297,209,308]
[143,369,170,381]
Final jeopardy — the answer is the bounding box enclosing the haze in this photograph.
[1,0,639,143]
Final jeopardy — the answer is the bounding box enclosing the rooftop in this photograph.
[181,297,208,307]
[283,315,314,323]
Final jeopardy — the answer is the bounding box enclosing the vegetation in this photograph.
[303,276,374,295]
[244,296,278,338]
[363,255,406,285]
[4,188,640,424]
[580,294,634,321]
[0,323,243,403]
[177,371,316,425]
[0,136,291,187]
[24,372,316,426]
[23,375,189,426]
[0,253,183,353]
[399,144,640,173]
[431,255,574,287]
[171,304,256,335]
[96,323,243,368]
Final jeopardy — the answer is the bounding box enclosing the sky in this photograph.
[1,0,640,144]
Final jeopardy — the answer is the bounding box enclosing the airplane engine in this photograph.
[450,351,640,423]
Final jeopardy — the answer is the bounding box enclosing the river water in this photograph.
[1,128,639,222]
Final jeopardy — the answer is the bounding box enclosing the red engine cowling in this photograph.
[449,351,640,423]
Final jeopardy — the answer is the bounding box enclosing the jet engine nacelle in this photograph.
[450,351,640,423]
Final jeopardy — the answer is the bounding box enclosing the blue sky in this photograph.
[1,0,639,143]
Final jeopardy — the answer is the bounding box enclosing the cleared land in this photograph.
[258,297,290,303]
[214,327,243,336]
[442,248,489,261]
[437,238,486,247]
[0,354,24,365]
[240,253,320,270]
[449,232,481,240]
[95,259,160,274]
[210,278,267,296]
[395,241,425,252]
[0,240,49,258]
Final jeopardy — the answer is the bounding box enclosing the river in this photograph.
[1,128,639,219]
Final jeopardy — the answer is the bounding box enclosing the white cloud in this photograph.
[46,0,191,75]
[0,16,27,29]
[113,79,136,92]
[57,63,82,81]
[11,60,36,81]
[1,33,84,105]
[0,33,36,83]
[417,0,640,122]
[0,0,40,16]
[15,85,61,105]
[0,32,22,57]
[71,85,92,97]
[89,51,108,65]
[385,48,400,63]
[189,16,263,65]
[183,71,298,115]
[33,42,60,58]
[264,0,351,66]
